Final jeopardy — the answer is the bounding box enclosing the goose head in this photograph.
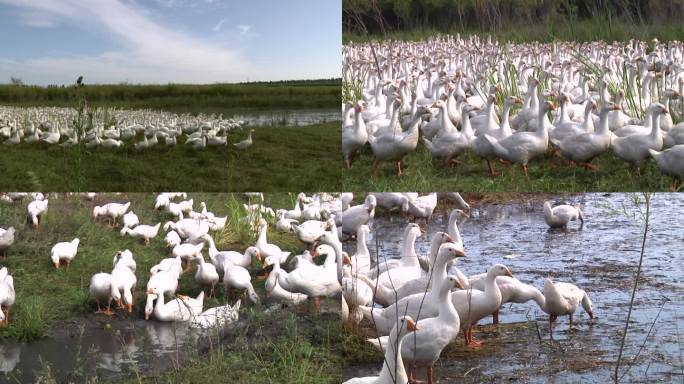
[489,263,514,279]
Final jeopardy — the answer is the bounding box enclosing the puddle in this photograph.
[0,313,230,383]
[343,193,684,382]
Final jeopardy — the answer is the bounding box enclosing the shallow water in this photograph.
[232,109,340,127]
[0,314,225,383]
[343,193,684,383]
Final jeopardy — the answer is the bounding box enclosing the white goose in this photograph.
[541,278,594,334]
[233,129,254,149]
[365,276,461,383]
[556,103,619,170]
[368,104,429,179]
[255,219,290,264]
[120,223,161,245]
[612,103,668,168]
[485,101,556,179]
[472,95,522,175]
[194,253,220,298]
[264,263,308,304]
[406,193,438,221]
[343,102,368,168]
[349,224,371,276]
[368,223,423,280]
[649,145,684,191]
[0,271,15,326]
[358,241,462,335]
[93,202,131,226]
[283,244,343,311]
[291,219,329,248]
[111,261,137,313]
[341,316,417,384]
[0,227,15,258]
[222,261,259,303]
[122,211,139,229]
[26,199,48,227]
[467,274,545,324]
[187,300,241,329]
[146,287,192,322]
[544,201,584,228]
[50,238,80,269]
[89,272,116,315]
[201,234,259,271]
[340,195,376,236]
[450,264,513,346]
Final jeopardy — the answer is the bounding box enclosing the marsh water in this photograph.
[230,109,340,127]
[0,313,227,383]
[343,193,684,383]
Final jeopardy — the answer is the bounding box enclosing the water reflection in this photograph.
[0,317,216,383]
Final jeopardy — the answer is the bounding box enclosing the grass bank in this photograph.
[0,122,341,192]
[227,122,342,192]
[341,145,676,192]
[0,192,301,342]
[0,80,341,113]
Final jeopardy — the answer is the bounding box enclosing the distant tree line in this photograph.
[343,0,684,34]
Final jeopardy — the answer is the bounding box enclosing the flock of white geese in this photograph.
[340,193,591,384]
[0,106,254,151]
[0,192,366,330]
[342,36,684,188]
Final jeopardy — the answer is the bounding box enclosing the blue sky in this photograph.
[0,0,341,85]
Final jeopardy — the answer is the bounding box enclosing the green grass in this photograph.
[0,80,341,113]
[0,122,341,191]
[0,192,304,342]
[341,144,677,192]
[343,19,684,44]
[227,122,342,191]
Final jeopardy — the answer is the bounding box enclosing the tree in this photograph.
[9,77,23,86]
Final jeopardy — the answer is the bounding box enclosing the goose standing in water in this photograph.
[543,201,584,228]
[541,278,594,336]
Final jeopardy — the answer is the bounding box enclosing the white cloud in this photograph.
[212,18,226,32]
[236,24,251,35]
[0,0,258,84]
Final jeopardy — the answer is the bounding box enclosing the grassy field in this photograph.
[0,122,340,191]
[0,80,341,113]
[341,145,677,192]
[227,122,342,192]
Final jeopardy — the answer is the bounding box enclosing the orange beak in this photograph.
[407,318,418,331]
[343,255,351,265]
[505,269,514,278]
[454,279,463,289]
